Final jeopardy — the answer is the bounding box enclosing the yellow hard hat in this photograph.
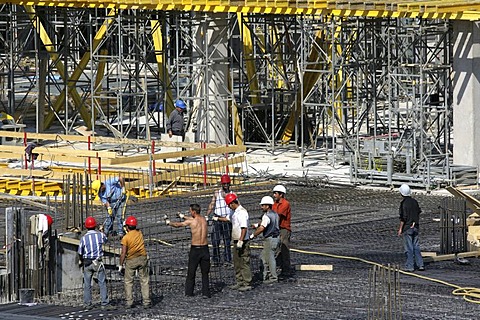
[91,180,102,192]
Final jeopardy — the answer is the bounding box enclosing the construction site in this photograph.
[1,0,480,319]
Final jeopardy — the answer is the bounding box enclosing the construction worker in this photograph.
[78,217,111,310]
[166,99,187,162]
[91,177,127,238]
[225,193,252,291]
[398,184,425,272]
[166,99,186,139]
[166,204,211,298]
[206,174,234,266]
[250,196,280,284]
[272,184,292,278]
[119,216,151,309]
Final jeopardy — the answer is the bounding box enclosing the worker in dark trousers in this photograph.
[206,174,234,266]
[166,204,211,298]
[397,184,425,272]
[272,184,292,278]
[166,99,187,162]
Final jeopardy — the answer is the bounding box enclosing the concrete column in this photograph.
[453,21,480,168]
[191,13,229,144]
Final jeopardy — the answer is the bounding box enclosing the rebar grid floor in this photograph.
[3,185,480,319]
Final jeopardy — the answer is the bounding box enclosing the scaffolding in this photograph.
[0,6,471,187]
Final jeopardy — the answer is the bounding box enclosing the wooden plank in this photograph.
[295,264,333,271]
[107,145,247,165]
[423,251,480,263]
[58,235,121,255]
[0,130,238,149]
[421,251,437,257]
[0,145,118,159]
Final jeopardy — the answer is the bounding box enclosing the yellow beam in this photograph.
[281,29,325,143]
[238,13,260,106]
[151,19,175,115]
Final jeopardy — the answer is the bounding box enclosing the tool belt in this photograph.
[83,257,101,268]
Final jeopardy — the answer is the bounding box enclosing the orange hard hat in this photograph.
[225,193,238,206]
[125,216,137,227]
[85,216,97,229]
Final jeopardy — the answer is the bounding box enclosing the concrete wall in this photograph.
[453,21,480,168]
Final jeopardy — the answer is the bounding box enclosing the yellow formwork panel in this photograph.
[42,182,63,193]
[6,181,21,195]
[0,179,8,192]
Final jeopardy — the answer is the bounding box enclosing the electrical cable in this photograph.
[249,244,480,304]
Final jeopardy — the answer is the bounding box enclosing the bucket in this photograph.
[19,288,35,304]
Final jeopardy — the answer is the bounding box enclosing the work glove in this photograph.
[163,214,168,220]
[121,187,126,195]
[212,216,219,221]
[249,234,255,240]
[236,240,243,249]
[252,223,259,229]
[107,207,113,216]
[165,219,171,225]
[178,213,185,219]
[118,265,124,275]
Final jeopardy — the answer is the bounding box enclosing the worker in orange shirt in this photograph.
[272,184,292,278]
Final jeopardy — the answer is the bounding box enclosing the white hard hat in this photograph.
[260,196,274,205]
[273,185,287,194]
[399,184,411,196]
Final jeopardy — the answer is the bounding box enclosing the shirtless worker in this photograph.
[166,203,211,298]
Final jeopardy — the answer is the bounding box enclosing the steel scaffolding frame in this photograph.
[0,7,460,187]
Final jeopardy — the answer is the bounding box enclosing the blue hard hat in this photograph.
[175,99,187,109]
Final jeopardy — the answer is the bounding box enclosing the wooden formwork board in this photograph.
[0,130,232,149]
[0,155,245,199]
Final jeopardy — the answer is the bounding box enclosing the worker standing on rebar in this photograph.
[225,193,252,291]
[250,196,280,284]
[206,174,234,266]
[166,204,211,298]
[92,177,127,238]
[166,99,187,162]
[272,184,292,278]
[397,184,425,272]
[119,216,151,309]
[78,217,111,310]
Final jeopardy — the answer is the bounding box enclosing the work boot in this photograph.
[238,285,252,292]
[228,283,241,290]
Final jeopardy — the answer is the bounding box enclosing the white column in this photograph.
[191,13,229,144]
[453,21,480,168]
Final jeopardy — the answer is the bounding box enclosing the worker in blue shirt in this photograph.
[92,177,126,237]
[78,217,110,310]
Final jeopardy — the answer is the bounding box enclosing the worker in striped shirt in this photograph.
[78,216,110,310]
